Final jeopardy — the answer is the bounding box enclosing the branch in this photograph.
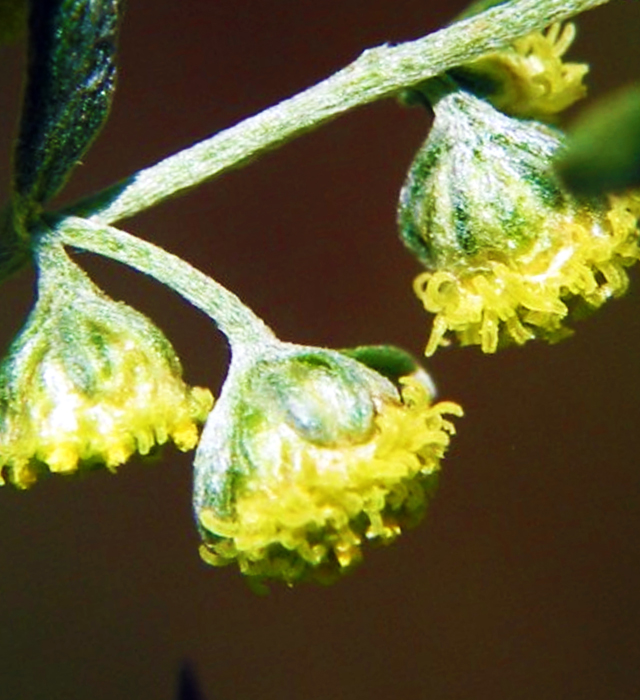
[66,0,609,225]
[49,215,276,350]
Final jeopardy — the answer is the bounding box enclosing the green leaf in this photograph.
[339,345,421,383]
[13,0,123,214]
[556,84,640,196]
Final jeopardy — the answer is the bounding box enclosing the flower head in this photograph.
[398,86,640,355]
[193,344,461,586]
[451,23,588,119]
[0,245,213,488]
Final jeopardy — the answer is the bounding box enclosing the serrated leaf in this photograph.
[13,0,122,214]
[556,84,640,196]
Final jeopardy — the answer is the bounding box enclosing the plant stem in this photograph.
[65,0,609,226]
[48,215,277,350]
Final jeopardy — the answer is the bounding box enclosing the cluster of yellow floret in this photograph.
[463,23,589,119]
[415,193,640,354]
[0,250,213,488]
[408,23,640,355]
[198,377,461,585]
[1,18,637,590]
[0,343,213,489]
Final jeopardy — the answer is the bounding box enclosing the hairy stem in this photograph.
[48,216,276,350]
[65,0,608,226]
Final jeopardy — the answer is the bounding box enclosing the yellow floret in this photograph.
[415,193,640,355]
[0,342,214,488]
[198,378,461,585]
[0,247,215,488]
[462,23,588,119]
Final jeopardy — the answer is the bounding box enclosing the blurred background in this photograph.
[1,2,640,699]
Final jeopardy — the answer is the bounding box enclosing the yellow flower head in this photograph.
[193,345,461,586]
[0,246,213,488]
[398,86,640,355]
[452,23,588,119]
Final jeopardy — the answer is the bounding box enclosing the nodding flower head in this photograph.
[193,344,461,587]
[450,23,588,120]
[398,85,640,356]
[0,246,213,488]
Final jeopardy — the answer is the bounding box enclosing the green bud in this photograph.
[398,83,640,356]
[194,343,461,586]
[398,83,567,271]
[0,243,212,488]
[194,348,391,519]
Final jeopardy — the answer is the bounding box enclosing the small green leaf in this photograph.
[339,345,421,384]
[556,84,640,196]
[13,0,123,215]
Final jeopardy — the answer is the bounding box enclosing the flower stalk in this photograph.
[46,216,276,352]
[65,0,609,227]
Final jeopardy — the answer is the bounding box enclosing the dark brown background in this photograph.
[1,2,639,699]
